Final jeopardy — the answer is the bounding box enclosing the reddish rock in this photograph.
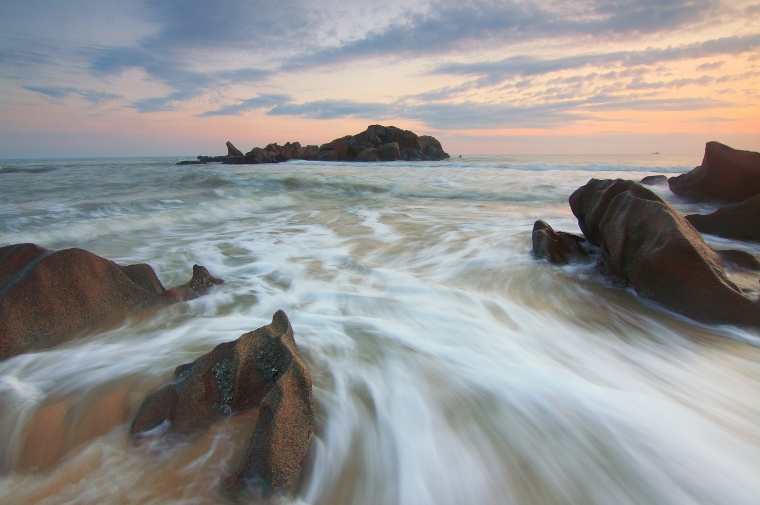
[131,311,315,499]
[668,142,760,202]
[569,179,760,325]
[0,244,223,360]
[685,194,760,242]
[333,138,351,161]
[531,220,590,265]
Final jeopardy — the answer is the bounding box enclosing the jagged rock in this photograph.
[131,311,314,500]
[226,141,245,158]
[0,244,223,360]
[569,179,760,325]
[668,142,760,202]
[685,194,760,242]
[531,220,591,265]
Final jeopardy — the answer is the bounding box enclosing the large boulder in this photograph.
[531,220,591,265]
[569,179,760,325]
[131,311,314,500]
[0,244,223,360]
[668,142,760,202]
[685,194,760,242]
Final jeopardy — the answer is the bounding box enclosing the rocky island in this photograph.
[179,124,450,165]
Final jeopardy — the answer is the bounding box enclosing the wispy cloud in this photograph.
[434,33,760,82]
[24,85,121,104]
[197,94,292,117]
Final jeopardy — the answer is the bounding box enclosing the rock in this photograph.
[715,249,760,271]
[226,141,245,158]
[131,311,314,500]
[162,265,224,303]
[569,179,760,325]
[355,147,380,162]
[685,194,760,242]
[406,148,424,160]
[176,160,206,165]
[0,244,223,360]
[531,220,591,265]
[668,142,760,202]
[378,142,401,161]
[640,175,668,185]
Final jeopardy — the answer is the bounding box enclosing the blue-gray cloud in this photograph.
[284,0,715,70]
[24,85,121,104]
[84,0,728,112]
[434,33,760,82]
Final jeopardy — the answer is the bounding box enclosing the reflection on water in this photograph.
[1,156,759,504]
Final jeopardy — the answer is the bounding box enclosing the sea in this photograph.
[0,154,759,505]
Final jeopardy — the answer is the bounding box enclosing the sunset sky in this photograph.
[1,0,759,157]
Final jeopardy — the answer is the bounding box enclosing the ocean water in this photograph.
[0,154,759,505]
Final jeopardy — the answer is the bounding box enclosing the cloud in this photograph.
[197,93,292,116]
[24,85,121,104]
[283,0,716,70]
[434,33,760,82]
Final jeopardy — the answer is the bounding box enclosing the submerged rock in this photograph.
[668,142,760,202]
[0,244,223,360]
[685,194,760,242]
[639,175,668,186]
[569,179,760,325]
[130,311,315,500]
[531,220,591,265]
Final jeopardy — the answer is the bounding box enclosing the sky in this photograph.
[1,0,759,157]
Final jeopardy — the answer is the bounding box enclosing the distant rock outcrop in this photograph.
[183,125,449,165]
[0,244,223,360]
[568,179,760,325]
[131,310,314,500]
[668,141,760,202]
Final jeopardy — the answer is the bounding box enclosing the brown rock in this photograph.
[378,142,401,161]
[0,244,223,360]
[668,142,760,202]
[531,220,590,265]
[685,194,760,242]
[355,147,380,162]
[131,311,315,499]
[569,179,760,325]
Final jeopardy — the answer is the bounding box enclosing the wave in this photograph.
[0,166,56,175]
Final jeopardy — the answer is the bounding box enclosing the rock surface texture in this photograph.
[569,179,760,325]
[185,125,449,165]
[130,310,315,500]
[668,141,760,202]
[0,244,223,360]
